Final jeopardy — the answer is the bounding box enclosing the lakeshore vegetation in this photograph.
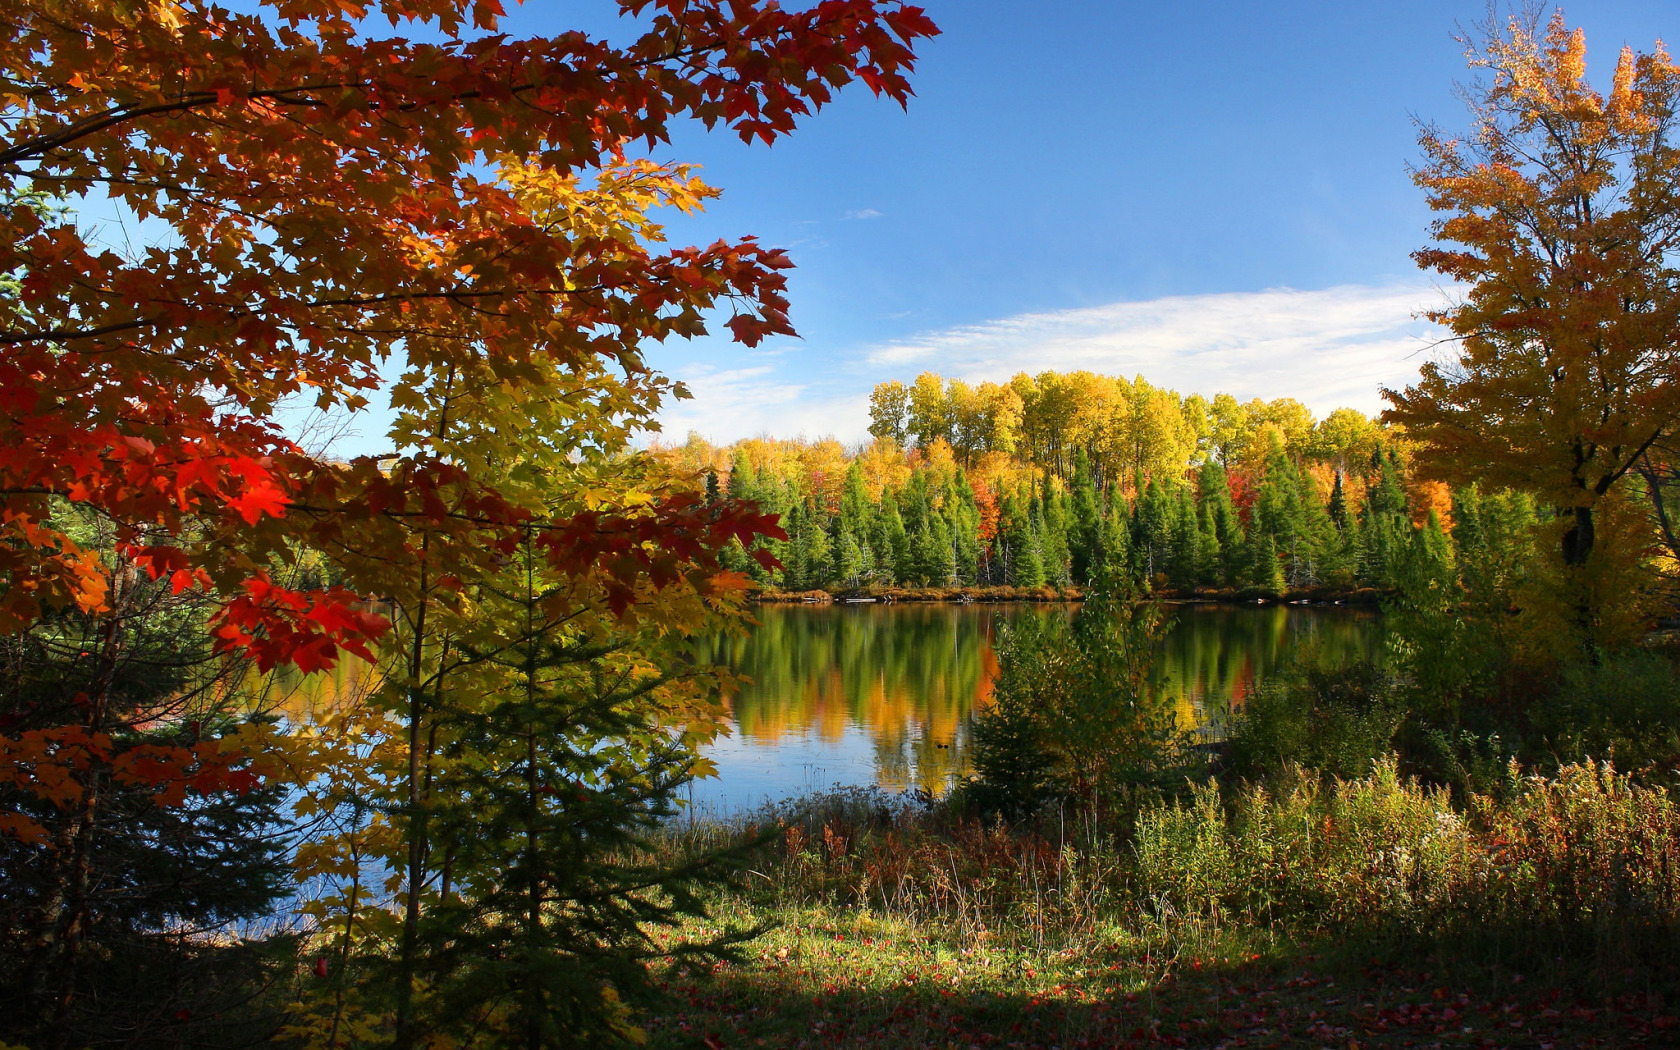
[656,376,1491,601]
[2,4,1680,1050]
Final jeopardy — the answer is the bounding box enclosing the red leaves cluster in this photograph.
[539,492,788,615]
[0,0,934,841]
[0,724,262,844]
[214,576,389,674]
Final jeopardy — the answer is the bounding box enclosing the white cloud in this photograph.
[841,207,884,220]
[649,282,1453,445]
[865,283,1447,417]
[645,363,818,444]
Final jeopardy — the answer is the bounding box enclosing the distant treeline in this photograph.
[655,370,1539,596]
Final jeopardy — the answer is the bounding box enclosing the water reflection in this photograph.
[1151,603,1386,734]
[690,602,1383,811]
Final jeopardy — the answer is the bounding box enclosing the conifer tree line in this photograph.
[656,369,1523,597]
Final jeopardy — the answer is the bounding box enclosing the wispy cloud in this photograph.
[866,283,1446,416]
[647,363,815,443]
[841,207,884,220]
[649,282,1452,445]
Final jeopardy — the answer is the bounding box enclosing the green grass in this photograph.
[639,762,1680,1048]
[645,901,1677,1049]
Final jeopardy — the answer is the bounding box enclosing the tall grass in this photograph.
[660,759,1680,960]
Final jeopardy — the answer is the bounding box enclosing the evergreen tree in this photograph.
[1249,533,1285,595]
[839,461,871,537]
[1357,451,1413,588]
[880,494,910,584]
[1168,487,1200,589]
[1002,490,1044,587]
[835,530,865,586]
[1131,478,1175,586]
[0,554,289,1048]
[946,477,983,585]
[1068,450,1102,584]
[416,539,747,1047]
[787,500,832,589]
[1039,473,1072,586]
[782,501,809,589]
[1196,460,1246,587]
[928,511,956,586]
[726,452,750,501]
[1195,504,1223,588]
[1097,488,1135,589]
[1327,470,1348,528]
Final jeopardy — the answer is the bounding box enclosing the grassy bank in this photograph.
[643,762,1680,1048]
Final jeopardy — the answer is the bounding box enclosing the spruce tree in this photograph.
[1168,487,1200,589]
[1250,533,1285,595]
[1069,450,1102,584]
[415,537,750,1048]
[805,501,834,588]
[880,494,910,584]
[1003,490,1044,587]
[1095,488,1136,591]
[836,531,865,587]
[1195,504,1223,588]
[1327,470,1348,528]
[1131,478,1174,586]
[1196,460,1246,587]
[1039,473,1072,586]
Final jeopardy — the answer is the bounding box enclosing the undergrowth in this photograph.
[643,759,1680,1047]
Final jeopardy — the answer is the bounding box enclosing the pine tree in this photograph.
[1168,487,1200,589]
[1249,533,1285,595]
[1327,470,1348,528]
[1196,460,1246,587]
[1039,473,1072,586]
[1069,450,1102,584]
[880,494,910,585]
[1131,478,1175,586]
[1195,504,1223,588]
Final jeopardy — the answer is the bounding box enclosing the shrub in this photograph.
[964,588,1187,817]
[1530,650,1680,771]
[1132,757,1680,936]
[1227,663,1407,782]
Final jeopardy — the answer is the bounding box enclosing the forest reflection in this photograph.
[697,602,1385,798]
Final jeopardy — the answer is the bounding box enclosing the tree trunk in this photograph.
[1561,504,1595,567]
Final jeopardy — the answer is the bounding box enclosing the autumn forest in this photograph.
[657,372,1482,599]
[4,3,1680,1050]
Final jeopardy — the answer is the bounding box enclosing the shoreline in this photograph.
[753,584,1388,607]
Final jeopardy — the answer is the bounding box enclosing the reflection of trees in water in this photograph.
[248,653,380,723]
[1151,605,1386,733]
[698,605,1019,792]
[698,603,1385,793]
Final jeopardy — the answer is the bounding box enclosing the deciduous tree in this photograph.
[2,0,935,1038]
[1385,14,1680,614]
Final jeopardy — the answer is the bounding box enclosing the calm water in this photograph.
[689,601,1384,811]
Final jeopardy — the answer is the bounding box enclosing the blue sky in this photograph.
[221,1,1669,452]
[501,0,1668,446]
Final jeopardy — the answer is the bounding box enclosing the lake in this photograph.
[688,601,1385,812]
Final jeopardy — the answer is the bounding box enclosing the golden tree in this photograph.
[1385,13,1680,594]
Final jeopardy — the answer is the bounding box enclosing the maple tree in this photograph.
[1,0,937,1038]
[1384,13,1680,619]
